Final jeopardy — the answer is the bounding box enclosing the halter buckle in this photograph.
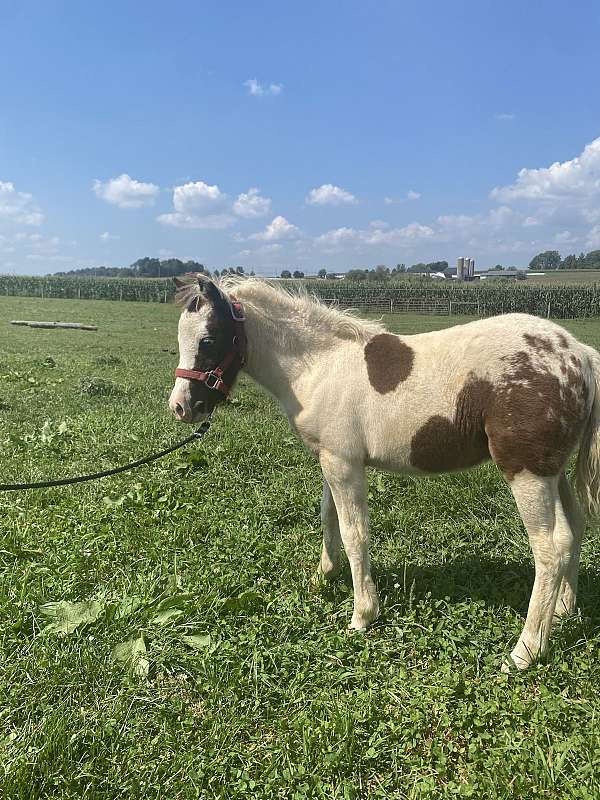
[204,371,224,391]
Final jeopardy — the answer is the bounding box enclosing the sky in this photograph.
[1,0,600,276]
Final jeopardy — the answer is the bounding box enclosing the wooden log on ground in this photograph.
[10,320,98,331]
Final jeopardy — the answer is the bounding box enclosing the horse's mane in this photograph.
[176,274,384,344]
[224,277,384,343]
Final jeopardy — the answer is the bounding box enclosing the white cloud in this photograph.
[523,216,541,227]
[315,227,359,248]
[0,181,44,225]
[158,180,235,229]
[586,225,600,249]
[361,222,435,245]
[244,79,283,97]
[93,174,159,208]
[250,215,300,241]
[491,137,600,202]
[582,207,600,224]
[495,113,515,121]
[158,212,235,230]
[384,197,394,205]
[173,181,225,214]
[406,190,421,200]
[306,184,357,206]
[554,230,577,244]
[100,231,120,241]
[233,187,271,218]
[315,221,434,251]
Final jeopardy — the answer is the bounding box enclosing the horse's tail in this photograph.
[576,345,600,518]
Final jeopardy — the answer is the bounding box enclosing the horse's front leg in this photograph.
[318,479,342,579]
[319,451,379,630]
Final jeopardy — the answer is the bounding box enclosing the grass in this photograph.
[1,296,600,800]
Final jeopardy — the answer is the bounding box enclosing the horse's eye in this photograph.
[200,337,215,351]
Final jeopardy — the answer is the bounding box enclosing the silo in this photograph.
[457,257,465,280]
[470,257,475,278]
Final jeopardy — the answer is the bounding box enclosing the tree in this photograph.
[583,250,600,269]
[213,269,220,277]
[236,266,245,275]
[250,270,256,276]
[317,268,327,279]
[560,255,578,270]
[346,269,368,281]
[280,269,292,279]
[292,270,305,279]
[529,250,562,271]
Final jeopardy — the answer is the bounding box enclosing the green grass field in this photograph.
[1,296,600,799]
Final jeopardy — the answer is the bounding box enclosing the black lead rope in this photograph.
[0,420,211,491]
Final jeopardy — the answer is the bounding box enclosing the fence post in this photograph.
[449,300,452,315]
[164,289,168,304]
[78,286,81,299]
[40,285,44,300]
[389,298,393,313]
[547,301,551,319]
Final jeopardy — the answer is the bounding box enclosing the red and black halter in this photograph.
[175,296,247,399]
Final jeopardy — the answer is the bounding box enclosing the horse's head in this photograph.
[169,274,246,423]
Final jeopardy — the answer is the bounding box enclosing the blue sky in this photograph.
[1,0,599,275]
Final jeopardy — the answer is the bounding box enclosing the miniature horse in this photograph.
[169,275,600,670]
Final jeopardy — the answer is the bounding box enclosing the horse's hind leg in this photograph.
[556,473,585,617]
[318,479,342,579]
[504,470,575,670]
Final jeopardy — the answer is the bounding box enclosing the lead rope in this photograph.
[0,418,211,491]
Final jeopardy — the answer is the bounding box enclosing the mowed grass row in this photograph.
[1,296,600,800]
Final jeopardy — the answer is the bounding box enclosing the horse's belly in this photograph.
[363,401,491,475]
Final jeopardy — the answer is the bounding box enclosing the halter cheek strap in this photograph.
[174,297,246,397]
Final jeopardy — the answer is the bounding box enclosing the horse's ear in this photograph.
[197,275,227,310]
[173,276,187,290]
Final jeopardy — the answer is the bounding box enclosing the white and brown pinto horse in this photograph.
[169,275,600,670]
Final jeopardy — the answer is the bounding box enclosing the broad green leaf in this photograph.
[39,600,105,636]
[151,607,184,625]
[111,635,149,678]
[182,634,211,650]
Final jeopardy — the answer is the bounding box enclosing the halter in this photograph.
[175,297,247,397]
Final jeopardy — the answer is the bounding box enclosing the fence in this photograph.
[323,297,452,315]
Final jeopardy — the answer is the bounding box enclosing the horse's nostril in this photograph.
[175,403,184,418]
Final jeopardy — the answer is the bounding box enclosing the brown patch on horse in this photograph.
[524,333,555,354]
[557,332,569,349]
[364,334,414,394]
[411,354,588,479]
[486,352,588,480]
[410,378,492,472]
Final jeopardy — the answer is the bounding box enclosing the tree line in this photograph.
[53,258,255,279]
[529,250,600,271]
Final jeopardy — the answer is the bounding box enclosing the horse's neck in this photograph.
[241,306,309,402]
[234,288,318,405]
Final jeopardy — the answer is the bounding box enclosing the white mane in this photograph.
[217,276,383,344]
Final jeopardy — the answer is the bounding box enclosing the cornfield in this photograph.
[303,280,600,318]
[1,275,600,317]
[0,276,171,303]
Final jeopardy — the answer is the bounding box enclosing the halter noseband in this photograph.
[175,298,246,397]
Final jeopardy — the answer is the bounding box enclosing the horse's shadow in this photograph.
[329,554,600,628]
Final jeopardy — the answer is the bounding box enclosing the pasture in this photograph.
[1,295,600,799]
